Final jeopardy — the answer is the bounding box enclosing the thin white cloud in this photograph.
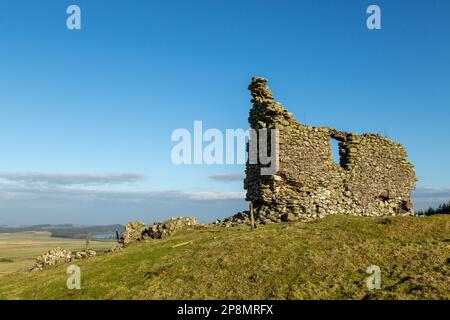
[412,187,450,199]
[0,183,245,202]
[187,191,245,200]
[209,173,245,182]
[0,172,146,186]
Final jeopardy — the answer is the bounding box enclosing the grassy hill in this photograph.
[0,215,448,300]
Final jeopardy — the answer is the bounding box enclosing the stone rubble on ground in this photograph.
[216,211,251,228]
[74,249,96,260]
[218,209,319,228]
[118,217,198,245]
[31,247,97,272]
[149,217,198,239]
[121,221,150,245]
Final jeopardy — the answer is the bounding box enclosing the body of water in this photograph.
[92,233,116,239]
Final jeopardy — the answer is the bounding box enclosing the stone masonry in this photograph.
[244,77,417,223]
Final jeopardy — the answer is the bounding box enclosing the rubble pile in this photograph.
[149,217,198,239]
[120,221,150,245]
[31,247,97,272]
[118,217,198,245]
[214,211,251,227]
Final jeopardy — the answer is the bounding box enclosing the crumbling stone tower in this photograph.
[244,77,417,222]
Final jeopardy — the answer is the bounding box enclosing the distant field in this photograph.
[0,232,115,277]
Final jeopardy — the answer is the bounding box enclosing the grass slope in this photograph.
[0,215,448,300]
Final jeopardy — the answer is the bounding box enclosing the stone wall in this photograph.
[31,247,97,272]
[244,77,417,222]
[119,217,198,245]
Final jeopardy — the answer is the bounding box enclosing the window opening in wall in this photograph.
[331,138,343,167]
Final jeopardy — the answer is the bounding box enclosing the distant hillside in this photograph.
[0,215,448,300]
[0,224,125,239]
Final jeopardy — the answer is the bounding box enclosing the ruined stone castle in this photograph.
[244,77,417,222]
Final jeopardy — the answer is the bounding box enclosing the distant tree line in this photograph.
[0,224,124,239]
[416,201,450,216]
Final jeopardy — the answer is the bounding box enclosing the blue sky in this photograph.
[1,0,449,226]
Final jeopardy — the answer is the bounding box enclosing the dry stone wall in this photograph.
[244,77,417,223]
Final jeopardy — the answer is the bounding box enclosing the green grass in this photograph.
[0,215,448,300]
[0,231,114,277]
